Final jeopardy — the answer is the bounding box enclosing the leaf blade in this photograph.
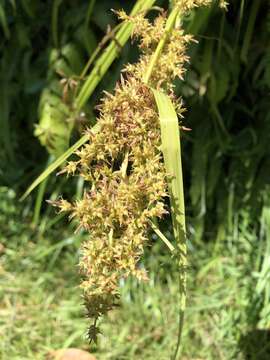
[20,124,100,200]
[152,88,186,359]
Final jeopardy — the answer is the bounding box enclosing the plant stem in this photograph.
[241,0,260,63]
[143,6,180,84]
[51,0,62,48]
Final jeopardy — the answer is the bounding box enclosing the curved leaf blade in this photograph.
[20,124,100,200]
[152,88,186,358]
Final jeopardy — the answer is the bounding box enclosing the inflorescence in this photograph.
[53,0,224,342]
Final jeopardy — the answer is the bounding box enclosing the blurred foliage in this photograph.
[1,0,270,358]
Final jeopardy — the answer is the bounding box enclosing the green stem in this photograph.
[233,0,245,54]
[172,311,185,360]
[149,219,175,252]
[79,23,122,80]
[51,0,62,48]
[240,0,260,63]
[143,6,180,84]
[85,0,96,30]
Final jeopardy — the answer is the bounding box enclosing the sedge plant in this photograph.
[50,0,227,355]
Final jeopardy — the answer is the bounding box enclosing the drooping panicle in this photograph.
[56,1,217,341]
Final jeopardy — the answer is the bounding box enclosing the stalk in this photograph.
[241,0,260,63]
[51,0,62,48]
[143,5,180,84]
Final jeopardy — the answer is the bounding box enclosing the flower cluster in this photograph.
[54,1,219,341]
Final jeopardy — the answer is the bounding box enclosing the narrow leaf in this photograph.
[152,88,186,359]
[0,4,10,39]
[20,124,100,200]
[149,220,175,252]
[241,0,260,63]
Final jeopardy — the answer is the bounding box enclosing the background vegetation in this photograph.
[1,0,270,359]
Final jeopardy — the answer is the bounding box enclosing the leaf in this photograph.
[209,65,230,104]
[32,156,54,227]
[35,44,85,157]
[152,88,186,278]
[20,123,100,200]
[35,92,73,158]
[61,43,85,74]
[0,4,10,39]
[241,0,260,63]
[152,88,186,358]
[185,5,212,35]
[149,219,175,252]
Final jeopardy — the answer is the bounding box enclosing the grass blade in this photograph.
[32,156,54,227]
[152,88,186,359]
[20,124,100,200]
[241,0,260,63]
[0,4,10,39]
[149,219,175,252]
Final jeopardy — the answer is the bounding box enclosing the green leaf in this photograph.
[152,88,186,359]
[20,124,100,200]
[149,219,175,252]
[0,4,10,39]
[241,0,260,63]
[35,91,73,158]
[32,156,54,227]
